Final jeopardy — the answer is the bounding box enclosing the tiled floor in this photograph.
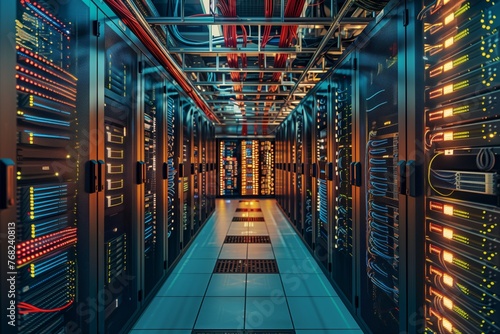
[130,199,362,334]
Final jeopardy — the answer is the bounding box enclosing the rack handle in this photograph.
[398,160,406,195]
[0,158,15,209]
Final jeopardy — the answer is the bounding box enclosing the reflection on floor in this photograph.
[130,199,363,334]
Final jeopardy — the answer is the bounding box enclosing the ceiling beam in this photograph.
[184,67,328,74]
[169,47,343,55]
[199,91,307,96]
[193,81,316,86]
[146,17,372,26]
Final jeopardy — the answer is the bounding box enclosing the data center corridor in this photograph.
[129,199,362,333]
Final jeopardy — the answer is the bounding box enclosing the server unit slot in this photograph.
[426,90,500,127]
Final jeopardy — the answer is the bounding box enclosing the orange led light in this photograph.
[443,108,453,117]
[443,250,454,263]
[443,228,454,239]
[444,37,454,48]
[443,84,454,95]
[444,13,455,25]
[443,297,453,310]
[443,132,454,141]
[443,61,453,72]
[443,205,454,216]
[442,318,453,332]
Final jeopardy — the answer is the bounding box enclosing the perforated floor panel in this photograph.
[214,259,279,273]
[246,259,279,273]
[214,259,246,273]
[232,217,265,222]
[224,236,271,243]
[235,208,262,212]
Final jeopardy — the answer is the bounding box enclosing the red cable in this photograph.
[18,300,74,315]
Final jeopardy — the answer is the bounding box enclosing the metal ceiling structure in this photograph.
[109,0,389,136]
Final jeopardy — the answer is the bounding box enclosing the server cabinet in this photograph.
[191,111,200,234]
[294,109,305,232]
[275,128,283,207]
[241,140,260,196]
[355,3,408,332]
[141,60,167,300]
[6,0,94,332]
[219,139,239,196]
[180,102,192,248]
[259,140,275,196]
[100,18,141,333]
[0,1,18,333]
[303,97,315,248]
[207,124,216,213]
[423,1,500,333]
[200,120,208,222]
[313,81,332,269]
[331,56,355,302]
[166,92,180,267]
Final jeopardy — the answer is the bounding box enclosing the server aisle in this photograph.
[130,199,362,333]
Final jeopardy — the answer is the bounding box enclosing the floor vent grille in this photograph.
[236,208,262,212]
[224,236,271,243]
[214,259,278,273]
[232,217,265,222]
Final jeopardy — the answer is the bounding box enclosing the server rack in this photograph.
[191,111,200,234]
[331,55,355,303]
[356,8,403,329]
[166,91,180,267]
[141,60,167,300]
[315,81,333,269]
[219,139,239,196]
[303,97,315,249]
[423,1,500,333]
[259,140,275,196]
[10,1,92,332]
[180,102,192,249]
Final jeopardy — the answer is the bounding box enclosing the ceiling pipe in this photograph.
[107,0,221,124]
[273,0,357,123]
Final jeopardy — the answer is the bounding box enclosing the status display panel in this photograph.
[424,1,500,333]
